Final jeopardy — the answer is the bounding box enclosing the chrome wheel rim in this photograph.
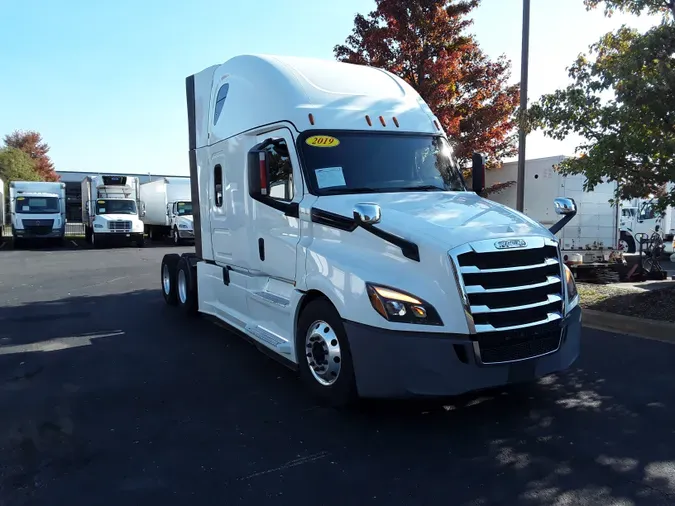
[305,320,341,386]
[174,230,179,244]
[177,268,188,304]
[619,239,629,251]
[162,264,171,294]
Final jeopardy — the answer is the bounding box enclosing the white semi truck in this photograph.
[139,177,194,245]
[9,181,66,247]
[159,54,582,405]
[81,174,145,248]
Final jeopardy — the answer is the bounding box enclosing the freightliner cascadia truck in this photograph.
[159,54,582,405]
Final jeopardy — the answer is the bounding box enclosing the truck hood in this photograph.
[95,214,141,222]
[176,215,194,227]
[313,191,555,250]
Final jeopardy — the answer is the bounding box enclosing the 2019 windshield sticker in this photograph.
[306,135,340,148]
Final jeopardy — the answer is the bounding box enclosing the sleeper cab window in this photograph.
[214,165,223,207]
[213,83,229,125]
[264,140,294,202]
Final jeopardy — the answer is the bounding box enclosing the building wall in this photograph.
[56,171,189,222]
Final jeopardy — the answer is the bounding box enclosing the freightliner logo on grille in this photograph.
[494,239,527,250]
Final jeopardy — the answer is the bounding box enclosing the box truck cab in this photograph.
[139,177,194,244]
[81,175,145,248]
[9,181,66,246]
[160,55,582,404]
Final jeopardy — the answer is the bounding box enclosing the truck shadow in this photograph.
[1,289,674,505]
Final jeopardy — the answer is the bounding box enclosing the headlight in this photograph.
[94,223,104,229]
[366,283,443,325]
[179,224,189,229]
[563,264,579,310]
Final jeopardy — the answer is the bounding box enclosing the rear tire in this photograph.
[296,297,357,407]
[161,254,181,306]
[176,256,198,316]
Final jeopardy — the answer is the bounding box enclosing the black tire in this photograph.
[620,232,636,253]
[12,237,22,249]
[296,297,357,407]
[176,256,198,316]
[161,253,181,306]
[85,226,92,243]
[136,236,145,248]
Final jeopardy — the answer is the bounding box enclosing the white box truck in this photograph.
[9,181,66,247]
[139,177,194,245]
[159,54,582,405]
[486,156,619,260]
[619,192,674,255]
[0,178,5,230]
[81,174,145,248]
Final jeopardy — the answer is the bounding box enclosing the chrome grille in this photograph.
[108,220,131,231]
[450,237,565,365]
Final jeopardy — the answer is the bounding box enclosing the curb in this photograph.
[583,309,675,344]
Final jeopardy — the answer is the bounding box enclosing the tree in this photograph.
[527,1,675,209]
[584,0,675,18]
[333,0,520,193]
[0,147,42,196]
[3,130,59,182]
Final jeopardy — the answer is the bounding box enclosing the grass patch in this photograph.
[579,282,675,323]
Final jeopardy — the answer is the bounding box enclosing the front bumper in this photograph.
[178,229,195,239]
[13,226,65,239]
[345,305,582,399]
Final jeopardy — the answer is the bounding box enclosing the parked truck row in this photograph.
[1,175,195,248]
[159,54,582,405]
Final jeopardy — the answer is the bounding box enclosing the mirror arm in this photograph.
[549,211,577,235]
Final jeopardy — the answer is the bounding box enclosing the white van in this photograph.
[160,54,582,405]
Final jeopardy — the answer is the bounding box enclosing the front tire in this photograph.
[173,227,182,246]
[176,256,198,315]
[161,254,181,306]
[619,232,636,253]
[296,298,357,407]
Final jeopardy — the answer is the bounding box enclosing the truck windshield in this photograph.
[299,132,466,195]
[176,202,192,216]
[95,199,137,215]
[15,196,59,214]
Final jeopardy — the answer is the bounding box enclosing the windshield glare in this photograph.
[300,132,466,195]
[176,202,192,216]
[15,196,59,214]
[95,199,137,215]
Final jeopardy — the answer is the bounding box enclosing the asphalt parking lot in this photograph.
[1,243,675,506]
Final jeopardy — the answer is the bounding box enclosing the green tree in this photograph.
[528,0,675,208]
[0,147,41,196]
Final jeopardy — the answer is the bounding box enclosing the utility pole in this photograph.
[516,0,531,212]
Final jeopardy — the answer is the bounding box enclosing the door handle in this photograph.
[258,238,265,261]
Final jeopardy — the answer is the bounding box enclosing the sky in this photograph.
[0,0,661,176]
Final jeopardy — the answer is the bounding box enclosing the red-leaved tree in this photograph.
[334,0,520,192]
[3,130,59,181]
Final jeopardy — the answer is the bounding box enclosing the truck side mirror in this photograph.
[140,201,146,217]
[353,203,381,225]
[248,149,271,197]
[554,197,577,215]
[471,153,485,194]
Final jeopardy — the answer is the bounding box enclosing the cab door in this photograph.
[246,127,303,346]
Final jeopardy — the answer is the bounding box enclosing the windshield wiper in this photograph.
[389,185,446,192]
[321,187,385,195]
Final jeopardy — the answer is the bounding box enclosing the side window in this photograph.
[214,165,223,207]
[264,140,294,202]
[213,84,229,125]
[639,202,655,221]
